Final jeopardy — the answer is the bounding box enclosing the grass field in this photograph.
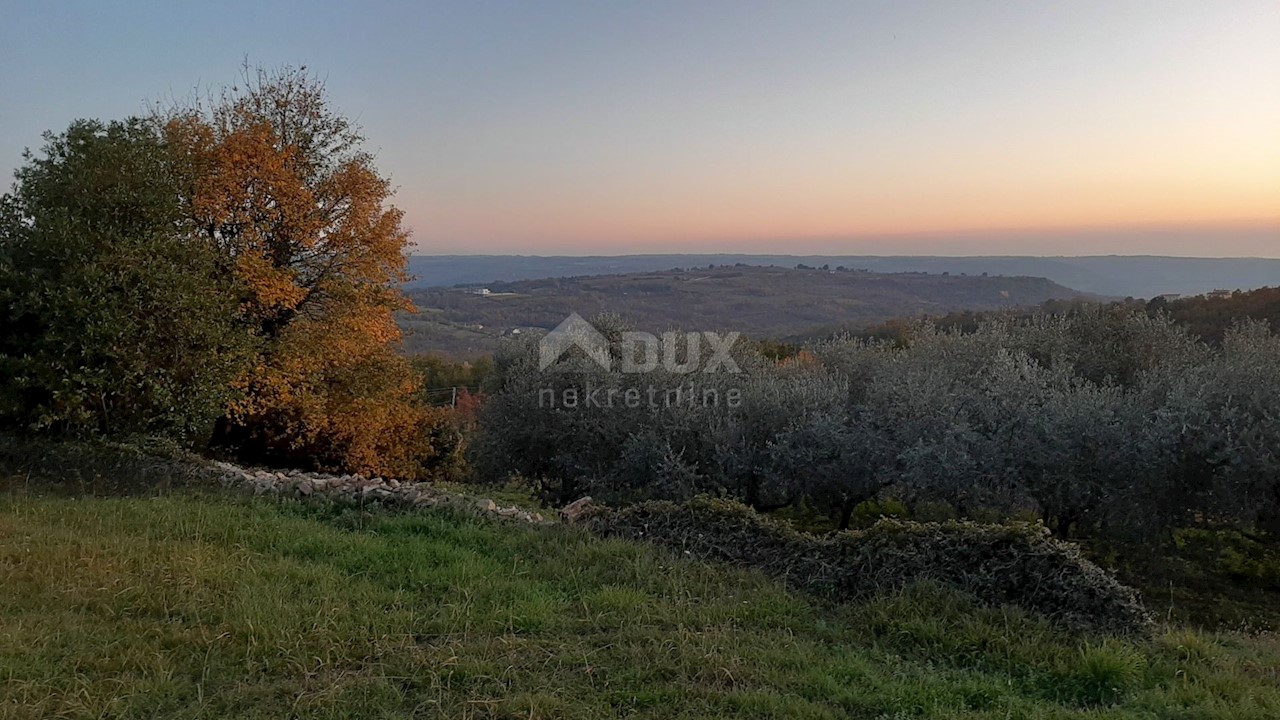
[1,491,1278,719]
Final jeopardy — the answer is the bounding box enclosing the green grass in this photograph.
[1084,529,1280,632]
[1,492,1278,718]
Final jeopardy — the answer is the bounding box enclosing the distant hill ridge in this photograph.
[407,254,1280,299]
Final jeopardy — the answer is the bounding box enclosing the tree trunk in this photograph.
[838,500,856,531]
[1053,512,1075,538]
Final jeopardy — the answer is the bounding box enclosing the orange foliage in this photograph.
[226,308,463,479]
[163,68,410,334]
[452,389,485,426]
[777,349,820,369]
[162,66,451,479]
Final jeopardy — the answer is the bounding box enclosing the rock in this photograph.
[560,497,595,524]
[479,499,497,512]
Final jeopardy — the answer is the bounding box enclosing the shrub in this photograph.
[0,434,220,493]
[586,497,1152,635]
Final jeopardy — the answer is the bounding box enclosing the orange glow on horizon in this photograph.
[407,105,1280,254]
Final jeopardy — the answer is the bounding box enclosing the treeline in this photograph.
[1159,287,1280,342]
[845,287,1280,346]
[0,66,463,480]
[472,307,1280,540]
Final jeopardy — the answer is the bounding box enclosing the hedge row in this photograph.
[584,497,1152,635]
[0,435,218,494]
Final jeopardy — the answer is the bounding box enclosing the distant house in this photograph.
[1205,289,1233,300]
[467,287,491,296]
[1156,293,1181,302]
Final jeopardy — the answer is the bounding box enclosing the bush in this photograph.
[586,497,1152,635]
[0,434,220,494]
[1173,528,1280,590]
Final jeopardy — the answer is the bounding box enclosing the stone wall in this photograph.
[211,461,547,524]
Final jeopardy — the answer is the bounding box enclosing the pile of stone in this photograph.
[211,461,547,524]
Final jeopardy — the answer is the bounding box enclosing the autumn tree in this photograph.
[161,66,455,478]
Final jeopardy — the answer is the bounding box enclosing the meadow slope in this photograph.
[1,492,1278,719]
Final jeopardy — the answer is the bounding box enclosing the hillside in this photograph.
[1162,285,1280,342]
[400,265,1088,357]
[407,254,1280,299]
[3,491,1279,718]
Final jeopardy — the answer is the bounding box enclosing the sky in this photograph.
[1,1,1278,257]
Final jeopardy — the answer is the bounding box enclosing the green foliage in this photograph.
[849,497,909,526]
[409,353,494,404]
[587,497,1153,635]
[475,307,1280,540]
[1174,528,1280,589]
[1086,528,1280,631]
[750,338,802,362]
[1060,640,1147,706]
[2,75,439,477]
[0,434,220,495]
[0,119,253,445]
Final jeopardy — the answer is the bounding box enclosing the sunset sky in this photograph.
[2,1,1277,256]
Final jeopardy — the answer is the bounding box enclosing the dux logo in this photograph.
[538,313,612,371]
[539,313,741,374]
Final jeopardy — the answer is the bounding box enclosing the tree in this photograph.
[161,65,410,339]
[0,119,253,444]
[1014,381,1155,538]
[1145,321,1280,532]
[160,66,444,477]
[765,409,891,529]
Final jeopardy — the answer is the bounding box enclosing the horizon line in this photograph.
[409,252,1280,260]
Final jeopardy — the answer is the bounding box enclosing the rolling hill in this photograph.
[399,264,1090,357]
[406,254,1280,299]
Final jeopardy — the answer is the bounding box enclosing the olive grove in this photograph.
[473,308,1280,538]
